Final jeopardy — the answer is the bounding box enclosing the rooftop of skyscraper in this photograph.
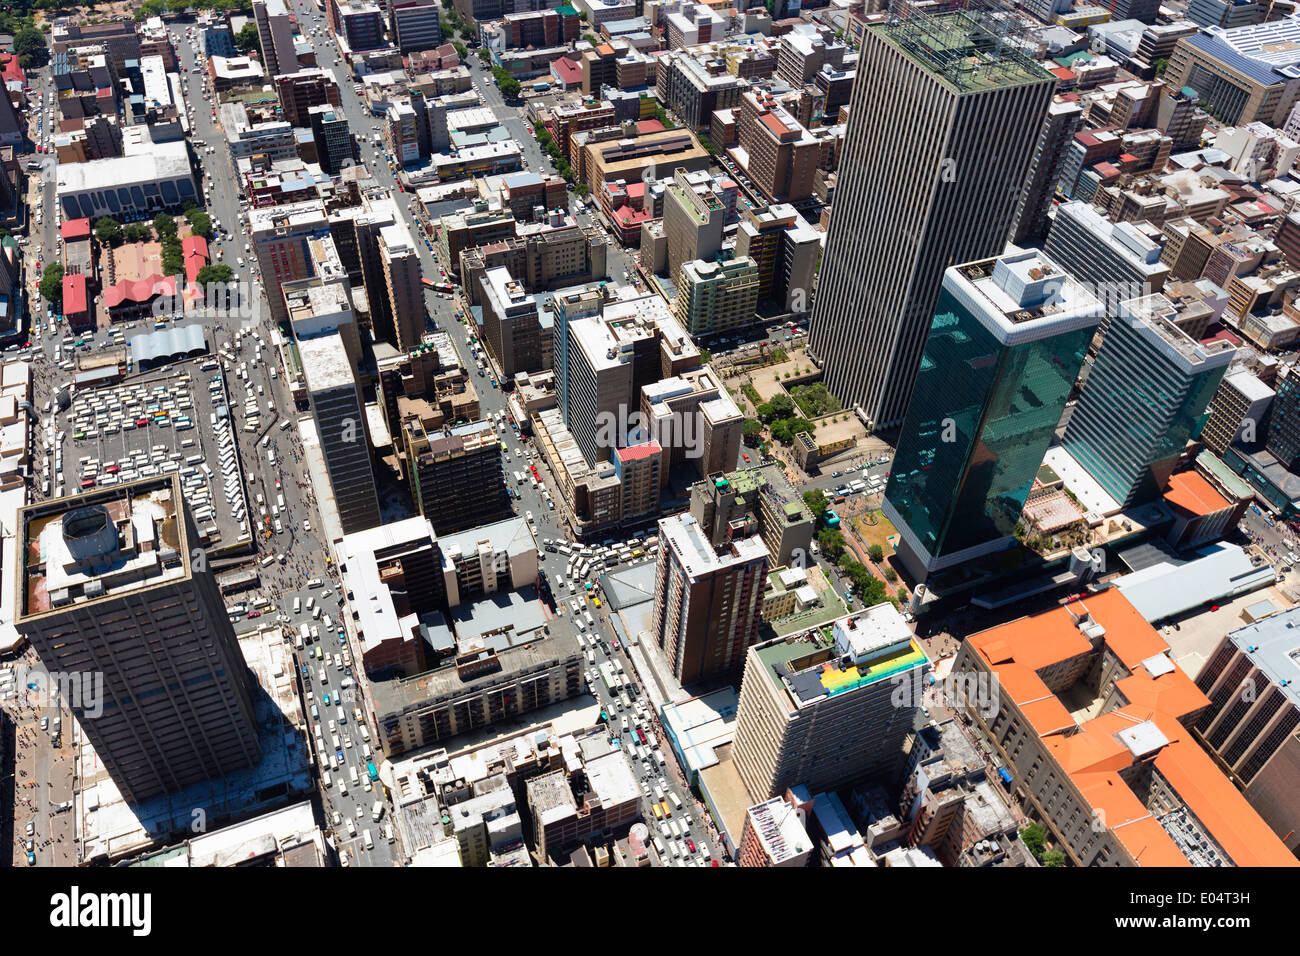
[873,10,1053,94]
[1225,605,1300,708]
[660,511,768,578]
[17,475,187,619]
[1116,294,1238,368]
[951,250,1104,343]
[753,603,928,709]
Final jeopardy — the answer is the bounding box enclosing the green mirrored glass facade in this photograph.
[884,287,1093,562]
[1061,302,1232,507]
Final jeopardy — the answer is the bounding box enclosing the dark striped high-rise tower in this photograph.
[808,11,1056,428]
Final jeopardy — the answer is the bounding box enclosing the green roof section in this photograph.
[872,10,1055,95]
[555,3,579,13]
[1196,450,1256,501]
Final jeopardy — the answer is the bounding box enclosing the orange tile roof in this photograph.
[1164,470,1232,519]
[967,590,1298,867]
[1149,715,1299,867]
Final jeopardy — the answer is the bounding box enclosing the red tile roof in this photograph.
[0,52,25,85]
[61,218,91,241]
[1163,471,1231,518]
[617,441,662,462]
[62,273,87,315]
[104,274,177,309]
[635,119,665,135]
[967,590,1297,867]
[551,55,582,85]
[182,235,209,284]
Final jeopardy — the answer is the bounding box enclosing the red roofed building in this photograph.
[955,590,1298,867]
[182,235,209,286]
[615,440,662,519]
[1049,66,1077,91]
[1162,470,1247,549]
[62,273,92,332]
[60,218,92,242]
[601,179,660,245]
[634,118,665,136]
[0,52,25,87]
[550,55,583,90]
[104,274,178,322]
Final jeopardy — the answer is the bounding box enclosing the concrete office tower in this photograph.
[1201,368,1274,456]
[553,286,603,427]
[732,604,930,801]
[405,419,511,534]
[388,0,443,53]
[663,167,726,283]
[1193,607,1300,855]
[651,512,770,685]
[0,76,22,148]
[300,334,382,534]
[672,256,760,336]
[735,203,820,314]
[1264,368,1300,468]
[1188,0,1264,29]
[1009,98,1084,247]
[253,0,299,77]
[808,12,1055,429]
[308,104,360,175]
[1061,294,1235,508]
[1043,201,1169,307]
[479,266,542,378]
[566,313,635,466]
[250,199,332,327]
[380,221,427,352]
[738,797,814,867]
[883,251,1103,581]
[13,476,263,803]
[276,69,342,127]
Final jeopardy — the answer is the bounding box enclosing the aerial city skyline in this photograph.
[0,0,1296,892]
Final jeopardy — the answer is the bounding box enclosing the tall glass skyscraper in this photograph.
[1060,294,1235,508]
[884,251,1102,581]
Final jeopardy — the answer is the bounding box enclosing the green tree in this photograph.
[39,263,64,305]
[123,223,151,243]
[803,489,829,521]
[186,210,213,240]
[582,32,597,44]
[817,529,845,562]
[883,567,898,583]
[756,401,776,423]
[94,217,122,246]
[235,22,261,55]
[768,392,794,419]
[867,544,883,563]
[1020,823,1047,857]
[153,213,177,239]
[1153,57,1169,78]
[742,418,764,446]
[1041,850,1066,867]
[697,133,716,156]
[14,25,48,69]
[478,47,491,63]
[196,263,235,285]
